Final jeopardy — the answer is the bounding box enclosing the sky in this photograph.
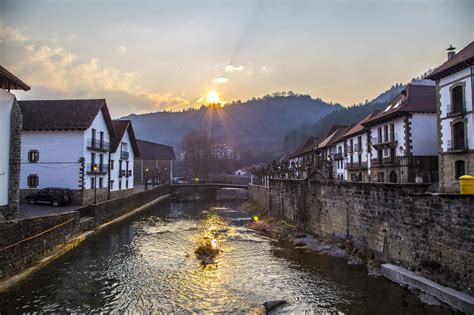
[1,0,473,117]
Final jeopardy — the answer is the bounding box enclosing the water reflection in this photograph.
[0,196,453,314]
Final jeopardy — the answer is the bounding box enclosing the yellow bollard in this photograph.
[459,175,474,194]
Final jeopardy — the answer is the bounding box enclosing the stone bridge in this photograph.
[171,183,248,201]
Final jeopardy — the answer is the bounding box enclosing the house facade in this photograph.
[341,111,380,182]
[363,83,438,183]
[19,99,116,205]
[109,120,139,198]
[314,126,349,179]
[427,42,474,193]
[0,67,29,220]
[134,139,176,185]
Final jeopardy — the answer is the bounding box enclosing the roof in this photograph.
[289,136,318,159]
[427,42,474,81]
[362,84,436,126]
[328,125,352,145]
[342,110,381,139]
[18,99,115,137]
[0,66,30,91]
[111,120,140,156]
[316,126,349,150]
[135,139,176,160]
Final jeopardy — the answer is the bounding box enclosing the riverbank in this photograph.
[243,198,473,313]
[0,185,171,291]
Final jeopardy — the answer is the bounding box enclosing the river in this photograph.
[0,189,452,314]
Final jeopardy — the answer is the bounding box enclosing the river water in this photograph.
[0,189,452,314]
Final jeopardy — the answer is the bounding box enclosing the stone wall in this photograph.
[248,184,270,210]
[84,184,170,225]
[257,179,474,295]
[439,152,474,193]
[0,211,80,278]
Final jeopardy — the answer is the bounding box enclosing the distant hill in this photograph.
[282,84,405,153]
[122,93,342,162]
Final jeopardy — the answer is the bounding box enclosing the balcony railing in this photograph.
[333,152,344,160]
[371,157,397,167]
[447,140,468,151]
[347,161,368,170]
[87,138,110,151]
[445,104,464,117]
[371,133,397,146]
[353,143,362,152]
[121,151,129,160]
[86,163,109,174]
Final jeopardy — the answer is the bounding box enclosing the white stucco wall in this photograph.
[369,118,406,158]
[0,90,14,206]
[20,131,84,189]
[110,129,135,191]
[83,110,110,189]
[410,113,438,155]
[438,67,473,152]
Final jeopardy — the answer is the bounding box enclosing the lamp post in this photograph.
[93,163,98,204]
[144,168,149,190]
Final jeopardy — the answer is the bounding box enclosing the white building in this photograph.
[340,111,380,182]
[0,67,30,220]
[314,126,349,179]
[362,83,438,183]
[19,99,116,205]
[426,42,474,193]
[109,120,139,195]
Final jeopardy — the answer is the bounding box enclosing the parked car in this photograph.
[25,188,73,207]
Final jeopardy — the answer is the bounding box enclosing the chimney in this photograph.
[447,44,456,60]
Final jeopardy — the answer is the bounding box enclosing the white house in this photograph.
[362,83,438,183]
[18,99,116,205]
[0,67,30,220]
[109,120,139,196]
[427,42,474,193]
[340,111,380,182]
[314,126,349,179]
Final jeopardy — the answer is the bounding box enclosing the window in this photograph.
[91,152,95,166]
[357,136,362,151]
[126,180,129,189]
[99,177,103,188]
[384,125,389,142]
[92,128,96,141]
[99,131,104,148]
[28,150,39,163]
[90,177,95,189]
[110,160,114,170]
[350,139,353,152]
[452,122,465,150]
[27,174,39,188]
[121,142,128,153]
[377,127,382,142]
[110,180,114,190]
[119,160,123,176]
[126,161,129,176]
[455,160,465,180]
[119,180,122,190]
[390,124,395,141]
[451,86,464,114]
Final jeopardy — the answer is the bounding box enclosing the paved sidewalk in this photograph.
[19,203,83,219]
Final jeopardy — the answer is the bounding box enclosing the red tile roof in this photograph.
[316,126,349,149]
[342,110,381,139]
[18,99,116,137]
[427,42,474,81]
[289,136,318,158]
[362,84,436,126]
[0,66,30,91]
[111,120,140,157]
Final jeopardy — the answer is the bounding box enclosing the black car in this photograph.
[26,188,73,207]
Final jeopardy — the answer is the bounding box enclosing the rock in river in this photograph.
[263,300,287,312]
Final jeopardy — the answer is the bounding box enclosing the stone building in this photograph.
[427,42,474,193]
[0,66,30,220]
[134,139,176,184]
[362,83,439,183]
[18,99,116,205]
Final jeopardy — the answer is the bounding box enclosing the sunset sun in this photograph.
[207,90,219,103]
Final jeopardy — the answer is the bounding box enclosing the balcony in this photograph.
[86,163,109,174]
[347,161,368,170]
[333,152,344,160]
[353,143,363,152]
[87,138,110,151]
[371,157,397,167]
[445,104,464,117]
[119,170,133,178]
[121,150,130,160]
[447,140,468,152]
[371,133,398,146]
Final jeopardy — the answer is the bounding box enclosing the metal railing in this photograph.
[347,161,368,170]
[121,151,129,160]
[371,133,397,145]
[353,143,362,152]
[87,138,110,151]
[447,140,468,151]
[333,152,344,160]
[86,163,109,173]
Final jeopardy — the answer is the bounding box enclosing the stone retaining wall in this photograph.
[251,179,474,295]
[248,184,270,210]
[0,212,80,278]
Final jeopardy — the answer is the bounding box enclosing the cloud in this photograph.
[1,25,189,115]
[225,65,244,73]
[212,77,229,84]
[67,34,78,40]
[0,25,29,45]
[117,45,127,55]
[260,66,272,74]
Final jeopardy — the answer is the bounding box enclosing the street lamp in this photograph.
[93,163,98,204]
